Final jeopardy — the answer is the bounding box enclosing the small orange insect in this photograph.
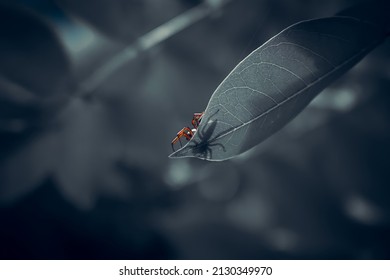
[171,112,204,151]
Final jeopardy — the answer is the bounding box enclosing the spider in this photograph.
[186,114,226,159]
[171,109,227,159]
[171,112,204,151]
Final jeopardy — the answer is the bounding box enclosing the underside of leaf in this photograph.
[169,4,388,161]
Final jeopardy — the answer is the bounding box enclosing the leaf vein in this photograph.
[213,39,381,142]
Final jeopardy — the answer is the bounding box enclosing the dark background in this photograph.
[0,0,389,259]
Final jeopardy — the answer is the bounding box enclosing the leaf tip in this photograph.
[168,146,190,159]
[168,152,178,159]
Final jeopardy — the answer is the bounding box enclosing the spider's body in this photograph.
[171,112,204,151]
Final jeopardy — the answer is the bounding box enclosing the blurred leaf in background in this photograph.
[0,2,72,205]
[0,3,72,132]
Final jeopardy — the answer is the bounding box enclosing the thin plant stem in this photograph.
[76,0,232,99]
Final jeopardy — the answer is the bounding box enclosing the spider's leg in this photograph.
[171,127,193,151]
[171,128,185,151]
[200,115,209,137]
[192,112,205,129]
[171,135,180,151]
[204,147,213,159]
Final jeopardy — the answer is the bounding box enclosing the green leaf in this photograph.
[169,4,388,161]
